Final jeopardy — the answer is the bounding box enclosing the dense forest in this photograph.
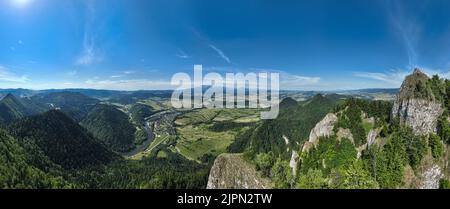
[31,92,99,122]
[0,110,209,189]
[8,110,119,170]
[333,98,392,147]
[0,94,43,125]
[81,104,136,152]
[241,94,344,159]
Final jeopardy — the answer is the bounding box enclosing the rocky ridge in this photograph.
[391,69,444,135]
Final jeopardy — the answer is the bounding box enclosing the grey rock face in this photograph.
[392,98,443,135]
[207,154,271,189]
[366,129,377,147]
[289,150,299,176]
[419,164,442,189]
[303,113,337,152]
[391,69,444,135]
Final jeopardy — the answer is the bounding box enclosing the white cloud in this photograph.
[278,72,321,90]
[76,32,102,65]
[248,68,321,89]
[419,67,450,79]
[209,44,231,63]
[176,49,191,59]
[384,1,421,67]
[0,65,29,83]
[123,70,135,75]
[354,67,450,87]
[353,70,409,86]
[109,70,137,78]
[84,79,172,90]
[282,75,321,86]
[75,1,102,66]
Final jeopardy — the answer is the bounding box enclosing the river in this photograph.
[121,121,154,157]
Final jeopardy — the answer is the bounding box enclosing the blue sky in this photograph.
[0,0,449,90]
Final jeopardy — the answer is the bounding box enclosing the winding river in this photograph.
[121,121,154,157]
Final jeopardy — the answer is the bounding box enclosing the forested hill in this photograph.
[81,104,136,152]
[30,92,99,122]
[7,110,119,170]
[0,94,44,125]
[241,94,345,159]
[0,129,68,188]
[1,109,210,189]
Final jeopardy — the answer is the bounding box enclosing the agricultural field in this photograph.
[138,98,172,111]
[129,135,175,160]
[174,108,260,162]
[127,107,260,162]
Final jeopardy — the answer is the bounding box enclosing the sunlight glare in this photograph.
[11,0,33,8]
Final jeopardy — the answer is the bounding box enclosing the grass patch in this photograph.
[362,120,374,135]
[175,124,237,162]
[129,135,171,160]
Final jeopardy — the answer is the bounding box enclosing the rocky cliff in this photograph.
[302,113,337,152]
[206,153,272,189]
[403,150,449,189]
[391,69,444,135]
[391,69,449,188]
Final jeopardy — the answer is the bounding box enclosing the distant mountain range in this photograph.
[0,88,173,100]
[0,87,398,97]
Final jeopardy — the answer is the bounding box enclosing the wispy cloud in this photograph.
[209,44,231,63]
[176,49,191,59]
[281,74,321,87]
[190,27,232,64]
[273,70,321,89]
[0,65,29,83]
[76,1,102,66]
[109,70,137,78]
[123,70,135,75]
[353,70,408,86]
[419,67,450,79]
[384,0,421,67]
[354,67,450,87]
[244,68,321,90]
[76,31,102,66]
[84,79,172,90]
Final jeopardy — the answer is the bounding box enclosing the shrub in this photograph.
[429,134,444,159]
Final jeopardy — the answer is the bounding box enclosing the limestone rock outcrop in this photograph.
[391,69,444,135]
[207,153,272,189]
[302,113,337,152]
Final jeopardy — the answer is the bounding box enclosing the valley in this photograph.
[0,69,449,189]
